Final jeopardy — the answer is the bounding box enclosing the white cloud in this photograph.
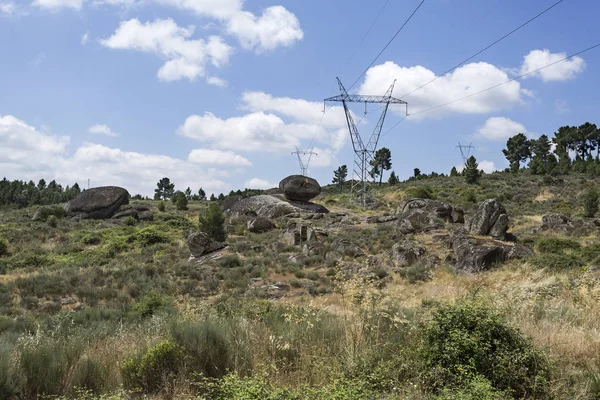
[188,149,251,166]
[227,6,303,52]
[475,117,527,141]
[81,32,88,45]
[177,92,349,158]
[33,0,83,10]
[479,160,497,173]
[101,18,232,82]
[359,61,524,118]
[520,49,585,82]
[155,0,242,19]
[206,76,228,87]
[0,2,15,14]
[89,124,118,137]
[243,178,276,189]
[0,115,231,196]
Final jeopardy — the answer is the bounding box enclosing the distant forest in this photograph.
[0,179,81,208]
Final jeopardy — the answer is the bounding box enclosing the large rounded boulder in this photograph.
[64,186,129,220]
[187,232,226,258]
[465,199,509,240]
[279,175,321,202]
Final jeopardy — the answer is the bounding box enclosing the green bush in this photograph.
[0,237,8,257]
[435,375,506,400]
[404,186,435,200]
[122,340,182,393]
[584,188,599,217]
[398,264,431,283]
[424,301,550,398]
[157,201,166,212]
[34,206,66,222]
[47,215,58,227]
[218,255,242,269]
[536,237,581,254]
[123,216,136,226]
[529,253,583,270]
[199,202,227,242]
[135,227,170,247]
[171,191,188,211]
[132,291,171,318]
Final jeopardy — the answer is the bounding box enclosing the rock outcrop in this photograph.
[537,213,574,233]
[279,175,321,202]
[397,208,443,234]
[465,199,509,240]
[226,194,328,219]
[187,231,226,258]
[64,186,129,220]
[366,215,398,224]
[450,235,532,273]
[389,240,426,267]
[112,205,154,221]
[397,198,464,223]
[247,217,276,233]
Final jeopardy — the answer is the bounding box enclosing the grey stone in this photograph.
[279,175,321,202]
[451,235,532,273]
[187,231,226,258]
[397,208,442,234]
[226,194,328,219]
[64,186,129,220]
[397,198,464,223]
[465,199,509,240]
[367,215,399,224]
[330,238,363,257]
[390,241,426,267]
[247,216,276,233]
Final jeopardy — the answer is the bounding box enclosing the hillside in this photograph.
[1,172,600,399]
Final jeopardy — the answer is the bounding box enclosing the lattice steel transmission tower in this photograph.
[457,142,475,163]
[325,77,407,208]
[291,147,318,176]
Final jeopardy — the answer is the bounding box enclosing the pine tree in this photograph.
[464,156,481,185]
[209,194,217,201]
[199,202,227,242]
[413,168,421,178]
[450,166,459,177]
[503,134,531,173]
[584,188,599,218]
[154,177,175,200]
[388,171,399,185]
[370,147,392,186]
[198,188,206,200]
[332,165,348,190]
[172,191,188,210]
[184,187,192,200]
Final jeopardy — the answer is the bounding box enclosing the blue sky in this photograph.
[1,0,599,196]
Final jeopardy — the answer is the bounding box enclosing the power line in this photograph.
[409,42,600,117]
[347,0,426,91]
[400,0,566,99]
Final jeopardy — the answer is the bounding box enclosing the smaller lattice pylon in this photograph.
[457,142,475,163]
[291,147,318,176]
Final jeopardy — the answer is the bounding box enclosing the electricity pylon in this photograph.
[325,77,407,208]
[291,147,318,176]
[457,142,475,163]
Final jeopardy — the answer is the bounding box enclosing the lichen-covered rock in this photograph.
[64,186,129,220]
[247,217,276,233]
[465,199,509,240]
[330,238,363,257]
[279,175,321,202]
[451,235,532,273]
[366,215,398,224]
[535,213,574,233]
[221,195,243,212]
[390,240,426,267]
[226,194,328,219]
[397,198,464,223]
[187,231,225,258]
[397,208,442,234]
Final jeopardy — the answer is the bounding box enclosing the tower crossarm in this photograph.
[324,94,407,104]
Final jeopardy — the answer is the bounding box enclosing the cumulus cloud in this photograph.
[475,117,527,141]
[520,49,585,82]
[155,0,242,19]
[0,114,232,196]
[227,6,303,52]
[478,160,497,173]
[243,178,276,189]
[33,0,83,10]
[81,32,88,45]
[188,149,251,166]
[206,76,228,87]
[89,124,118,137]
[177,92,349,158]
[359,61,524,118]
[0,2,16,14]
[101,18,232,82]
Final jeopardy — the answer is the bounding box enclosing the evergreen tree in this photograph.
[172,191,188,210]
[414,168,421,177]
[218,193,225,201]
[370,147,392,186]
[464,156,481,185]
[184,187,192,200]
[529,135,553,174]
[332,165,348,190]
[209,193,217,201]
[37,179,46,191]
[154,177,175,200]
[450,166,459,177]
[199,202,227,242]
[198,188,206,201]
[388,171,399,185]
[503,133,531,173]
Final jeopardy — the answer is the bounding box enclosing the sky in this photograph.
[1,0,599,196]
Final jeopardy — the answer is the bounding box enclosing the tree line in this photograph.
[0,178,81,208]
[503,122,600,175]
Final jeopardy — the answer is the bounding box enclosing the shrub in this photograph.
[157,201,166,212]
[536,237,581,254]
[34,206,66,222]
[132,291,171,318]
[398,264,431,283]
[218,255,242,269]
[47,215,58,227]
[424,301,550,398]
[171,191,188,211]
[584,188,599,217]
[529,253,583,270]
[122,340,182,394]
[123,216,136,226]
[135,227,169,247]
[404,186,434,200]
[0,237,8,257]
[199,202,227,242]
